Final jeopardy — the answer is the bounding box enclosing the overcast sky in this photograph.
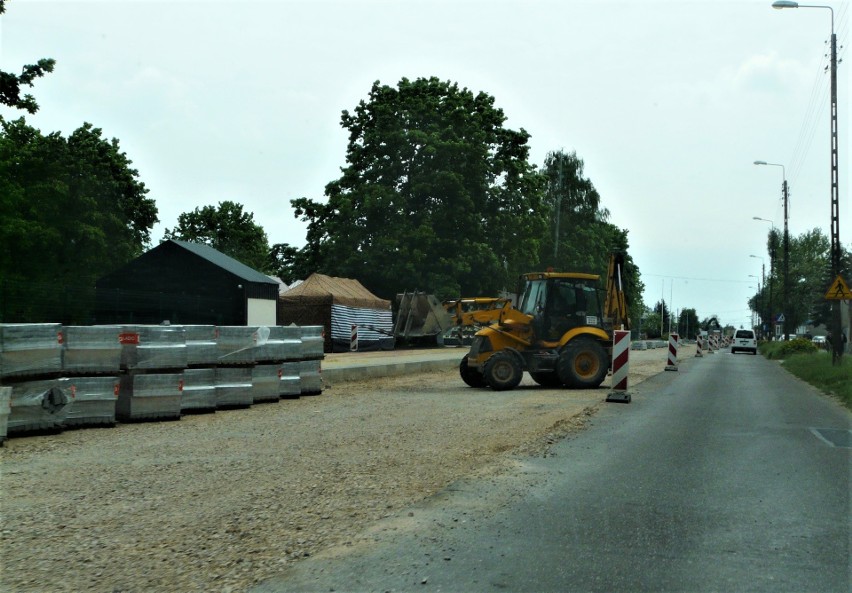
[1,0,849,329]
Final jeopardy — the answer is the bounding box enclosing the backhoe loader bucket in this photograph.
[393,292,454,344]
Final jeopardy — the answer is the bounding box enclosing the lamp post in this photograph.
[754,161,790,339]
[771,0,842,360]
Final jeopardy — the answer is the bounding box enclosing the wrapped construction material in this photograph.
[299,359,322,395]
[116,373,183,421]
[216,326,259,365]
[255,326,302,363]
[214,366,253,408]
[279,362,301,398]
[251,363,282,403]
[7,378,71,434]
[183,325,219,367]
[62,326,121,374]
[65,376,119,427]
[119,325,187,370]
[0,323,63,379]
[300,326,325,360]
[0,387,11,444]
[182,368,216,412]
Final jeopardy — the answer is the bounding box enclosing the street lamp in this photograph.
[754,161,790,339]
[771,0,843,361]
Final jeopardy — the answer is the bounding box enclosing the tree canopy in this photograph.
[164,201,272,274]
[0,118,158,322]
[0,1,56,114]
[536,149,644,326]
[748,227,850,334]
[279,77,548,299]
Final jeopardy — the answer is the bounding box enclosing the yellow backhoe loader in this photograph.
[460,253,630,391]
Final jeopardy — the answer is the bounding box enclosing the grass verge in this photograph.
[759,341,852,409]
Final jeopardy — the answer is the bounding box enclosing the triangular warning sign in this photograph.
[825,274,852,300]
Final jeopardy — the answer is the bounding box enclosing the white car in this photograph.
[731,329,757,355]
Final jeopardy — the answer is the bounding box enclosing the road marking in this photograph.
[810,428,852,449]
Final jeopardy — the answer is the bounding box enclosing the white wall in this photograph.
[247,298,276,326]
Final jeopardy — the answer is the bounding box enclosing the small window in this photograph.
[735,330,755,339]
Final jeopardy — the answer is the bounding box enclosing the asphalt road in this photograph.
[253,350,852,593]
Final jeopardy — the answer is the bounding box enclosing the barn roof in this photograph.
[170,240,277,285]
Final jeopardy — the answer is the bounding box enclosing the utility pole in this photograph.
[782,178,790,341]
[553,154,563,263]
[770,1,842,357]
[828,15,843,363]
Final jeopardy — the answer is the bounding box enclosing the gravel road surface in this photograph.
[0,344,694,593]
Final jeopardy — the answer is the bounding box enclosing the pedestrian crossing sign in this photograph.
[825,274,852,300]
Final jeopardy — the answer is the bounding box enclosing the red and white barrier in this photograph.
[665,333,679,371]
[696,334,704,357]
[350,324,358,352]
[606,330,631,403]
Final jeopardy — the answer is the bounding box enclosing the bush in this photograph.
[779,338,819,357]
[760,338,819,359]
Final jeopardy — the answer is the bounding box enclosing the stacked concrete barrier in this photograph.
[0,323,325,440]
[6,378,71,434]
[0,323,63,378]
[251,325,303,403]
[1,324,71,434]
[299,326,324,395]
[116,325,187,421]
[0,386,10,444]
[65,376,120,427]
[181,368,217,413]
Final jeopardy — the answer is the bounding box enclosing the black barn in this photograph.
[95,240,279,326]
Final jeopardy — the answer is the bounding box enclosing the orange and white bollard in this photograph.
[606,329,631,403]
[350,324,358,352]
[665,333,679,371]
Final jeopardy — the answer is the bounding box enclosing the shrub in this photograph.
[779,338,818,357]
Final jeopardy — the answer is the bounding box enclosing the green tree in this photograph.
[676,308,700,340]
[282,77,548,299]
[0,118,158,323]
[787,228,830,331]
[164,201,272,274]
[537,149,609,272]
[0,1,56,114]
[535,149,644,326]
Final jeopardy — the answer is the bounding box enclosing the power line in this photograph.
[643,273,752,284]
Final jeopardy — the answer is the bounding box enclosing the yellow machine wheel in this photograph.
[459,354,486,388]
[557,337,608,388]
[483,352,523,391]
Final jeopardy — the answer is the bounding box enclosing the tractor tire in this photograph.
[459,354,486,388]
[483,352,523,391]
[530,371,562,387]
[557,337,608,389]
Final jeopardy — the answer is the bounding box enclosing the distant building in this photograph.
[95,240,279,326]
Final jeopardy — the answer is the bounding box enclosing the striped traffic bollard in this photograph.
[696,335,704,357]
[665,333,679,371]
[350,324,358,352]
[606,329,631,403]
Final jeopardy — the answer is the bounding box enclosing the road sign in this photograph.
[776,314,785,323]
[824,274,852,300]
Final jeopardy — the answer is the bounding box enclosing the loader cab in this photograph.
[518,273,604,341]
